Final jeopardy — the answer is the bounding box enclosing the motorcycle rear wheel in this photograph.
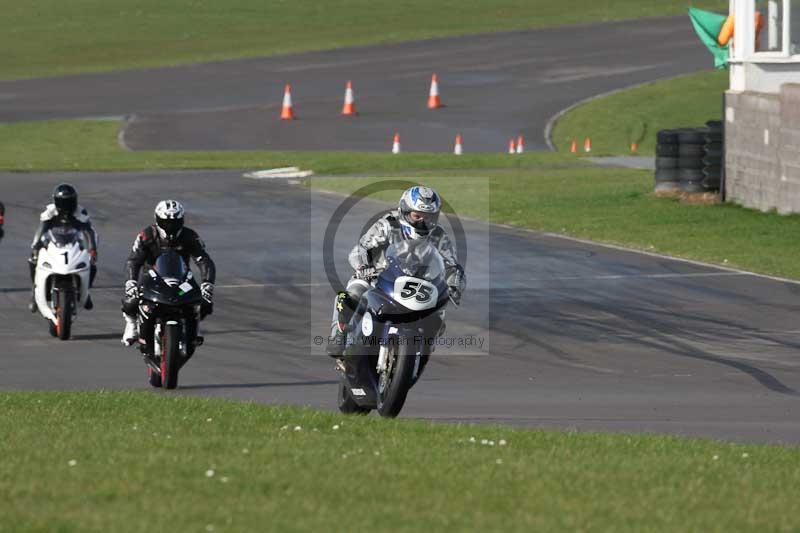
[376,344,417,418]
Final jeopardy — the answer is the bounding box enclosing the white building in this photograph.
[725,0,800,213]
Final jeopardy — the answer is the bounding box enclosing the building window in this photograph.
[754,0,799,56]
[792,0,800,54]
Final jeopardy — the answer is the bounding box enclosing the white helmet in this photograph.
[398,186,441,238]
[154,200,185,241]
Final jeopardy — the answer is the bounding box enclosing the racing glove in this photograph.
[449,287,462,306]
[201,282,214,303]
[200,282,214,318]
[355,266,378,281]
[124,280,138,299]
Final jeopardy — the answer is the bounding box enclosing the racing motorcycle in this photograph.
[33,226,92,340]
[337,239,450,418]
[137,251,204,389]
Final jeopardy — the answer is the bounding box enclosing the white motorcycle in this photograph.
[34,227,92,340]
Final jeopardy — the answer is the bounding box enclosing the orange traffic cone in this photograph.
[516,135,525,154]
[508,139,516,154]
[428,74,443,109]
[630,142,639,153]
[584,137,592,153]
[454,133,463,155]
[391,133,401,154]
[570,139,578,153]
[341,80,357,116]
[280,84,295,120]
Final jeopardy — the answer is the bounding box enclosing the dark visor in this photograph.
[158,218,183,236]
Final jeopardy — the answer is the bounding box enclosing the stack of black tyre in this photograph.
[655,122,723,193]
[702,120,723,191]
[655,130,681,192]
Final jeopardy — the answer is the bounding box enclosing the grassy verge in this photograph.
[551,70,728,156]
[309,172,800,280]
[3,1,728,80]
[1,391,798,532]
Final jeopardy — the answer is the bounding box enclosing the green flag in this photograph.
[688,7,729,69]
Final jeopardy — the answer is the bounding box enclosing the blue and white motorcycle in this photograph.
[338,239,450,418]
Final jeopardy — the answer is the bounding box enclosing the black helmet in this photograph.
[53,184,78,215]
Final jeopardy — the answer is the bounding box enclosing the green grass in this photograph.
[309,172,800,280]
[2,0,728,80]
[1,391,798,532]
[552,70,728,156]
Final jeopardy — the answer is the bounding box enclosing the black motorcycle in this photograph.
[338,239,450,417]
[138,251,204,389]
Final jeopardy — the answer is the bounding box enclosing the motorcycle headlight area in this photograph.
[42,262,52,269]
[361,311,374,336]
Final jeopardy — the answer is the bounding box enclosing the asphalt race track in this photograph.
[2,171,799,444]
[0,17,711,152]
[2,18,799,444]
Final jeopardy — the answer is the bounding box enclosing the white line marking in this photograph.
[244,168,315,179]
[520,272,747,282]
[494,223,800,287]
[539,63,668,85]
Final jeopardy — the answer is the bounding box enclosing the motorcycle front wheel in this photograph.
[56,294,73,341]
[376,343,417,418]
[160,322,181,390]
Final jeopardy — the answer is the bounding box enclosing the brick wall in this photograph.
[725,84,800,214]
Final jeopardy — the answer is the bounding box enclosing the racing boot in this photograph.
[84,294,93,310]
[326,321,348,358]
[186,318,203,358]
[29,289,37,313]
[121,313,139,347]
[28,261,38,313]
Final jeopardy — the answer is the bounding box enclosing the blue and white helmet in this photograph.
[154,199,185,241]
[398,186,441,237]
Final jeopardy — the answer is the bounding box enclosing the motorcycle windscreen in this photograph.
[384,239,445,281]
[47,227,80,247]
[153,251,188,280]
